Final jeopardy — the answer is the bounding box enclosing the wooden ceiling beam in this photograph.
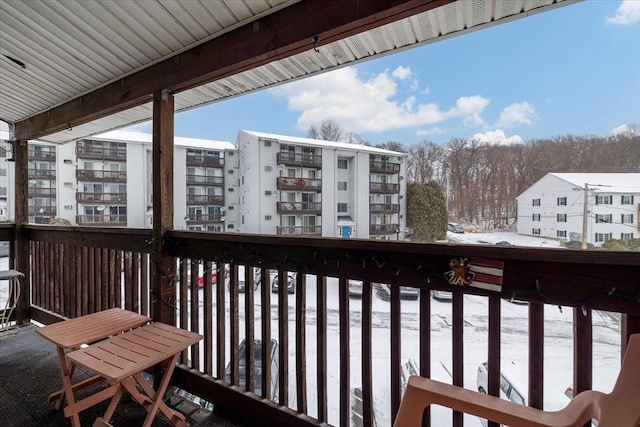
[15,0,454,141]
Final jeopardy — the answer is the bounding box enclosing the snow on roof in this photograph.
[94,130,236,151]
[240,130,406,156]
[549,173,640,193]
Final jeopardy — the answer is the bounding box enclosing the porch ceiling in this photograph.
[0,0,576,144]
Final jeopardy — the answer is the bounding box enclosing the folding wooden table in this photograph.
[36,308,150,426]
[67,322,203,427]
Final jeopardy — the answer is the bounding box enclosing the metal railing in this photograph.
[277,152,322,168]
[277,202,322,214]
[277,177,322,191]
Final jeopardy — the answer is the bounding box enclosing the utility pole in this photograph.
[582,183,589,249]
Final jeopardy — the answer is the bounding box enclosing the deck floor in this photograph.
[0,324,243,427]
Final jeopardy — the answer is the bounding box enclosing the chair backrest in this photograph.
[597,333,640,426]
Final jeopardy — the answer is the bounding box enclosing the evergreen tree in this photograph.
[406,181,448,241]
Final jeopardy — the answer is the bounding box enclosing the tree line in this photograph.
[308,119,640,230]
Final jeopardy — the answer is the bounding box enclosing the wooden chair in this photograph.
[394,334,640,427]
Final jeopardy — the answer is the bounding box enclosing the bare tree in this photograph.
[307,119,343,141]
[343,132,369,145]
[407,140,442,184]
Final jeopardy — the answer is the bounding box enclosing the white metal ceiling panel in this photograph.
[0,0,575,144]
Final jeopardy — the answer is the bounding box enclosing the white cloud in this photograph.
[495,102,537,128]
[416,127,448,136]
[605,0,640,25]
[610,123,636,135]
[272,66,490,134]
[472,129,524,145]
[392,66,412,80]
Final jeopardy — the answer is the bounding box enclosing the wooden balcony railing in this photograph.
[76,144,126,160]
[28,206,56,216]
[28,168,56,179]
[186,154,224,167]
[370,160,400,174]
[76,215,127,225]
[277,152,322,168]
[370,223,399,235]
[185,214,225,223]
[10,224,639,427]
[186,175,224,186]
[76,169,127,182]
[277,177,322,191]
[76,192,127,203]
[28,150,56,161]
[369,203,400,214]
[276,202,322,214]
[276,225,322,236]
[29,188,56,197]
[186,195,225,205]
[369,182,399,194]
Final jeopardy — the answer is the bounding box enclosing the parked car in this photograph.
[430,289,453,301]
[227,266,258,292]
[348,280,363,297]
[399,286,420,300]
[271,273,295,294]
[224,338,280,402]
[447,223,464,233]
[494,241,513,246]
[476,360,573,427]
[195,263,229,287]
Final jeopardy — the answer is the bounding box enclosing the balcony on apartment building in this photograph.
[28,168,56,180]
[185,214,225,224]
[29,187,56,197]
[369,182,399,194]
[28,149,56,162]
[76,214,127,226]
[186,195,225,205]
[76,192,127,204]
[276,151,322,168]
[276,176,322,191]
[276,225,322,236]
[76,169,127,182]
[186,153,225,168]
[27,206,56,216]
[369,223,399,235]
[186,175,224,186]
[369,203,400,214]
[276,201,322,214]
[76,142,126,160]
[369,159,400,174]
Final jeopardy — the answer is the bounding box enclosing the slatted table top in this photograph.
[67,323,203,382]
[36,308,150,349]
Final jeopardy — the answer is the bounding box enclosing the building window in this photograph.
[338,181,347,191]
[207,225,222,232]
[337,159,348,169]
[621,214,634,224]
[265,190,272,196]
[557,230,567,238]
[595,214,612,223]
[532,199,540,206]
[337,203,348,212]
[557,213,567,222]
[621,233,634,240]
[557,197,567,206]
[228,188,234,192]
[595,195,613,205]
[532,228,540,235]
[621,195,634,205]
[227,224,234,229]
[265,215,272,220]
[595,233,612,243]
[532,214,541,221]
[265,165,272,171]
[228,169,234,174]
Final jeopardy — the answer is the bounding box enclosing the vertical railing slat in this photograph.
[230,263,239,385]
[245,265,255,394]
[452,291,464,427]
[216,262,226,378]
[261,267,272,400]
[278,268,289,406]
[362,280,373,427]
[295,272,307,413]
[338,277,350,427]
[204,260,214,376]
[180,259,190,362]
[190,258,200,370]
[390,284,401,423]
[316,274,327,422]
[573,308,593,411]
[419,285,432,427]
[487,295,501,427]
[81,246,89,315]
[141,253,149,317]
[528,302,545,410]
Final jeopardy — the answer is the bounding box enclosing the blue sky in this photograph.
[129,0,640,146]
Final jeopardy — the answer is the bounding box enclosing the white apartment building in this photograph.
[517,173,640,246]
[2,131,240,231]
[236,130,407,239]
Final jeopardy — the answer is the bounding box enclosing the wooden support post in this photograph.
[14,138,30,324]
[151,90,175,326]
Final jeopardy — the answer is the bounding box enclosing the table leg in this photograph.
[131,372,188,426]
[102,383,124,423]
[140,353,187,427]
[57,346,81,427]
